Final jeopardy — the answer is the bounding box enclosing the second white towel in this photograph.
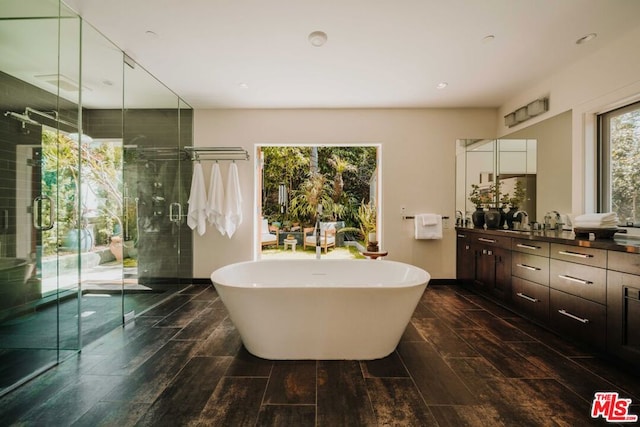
[415,214,442,239]
[224,162,243,238]
[207,162,226,236]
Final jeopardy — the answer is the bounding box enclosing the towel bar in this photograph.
[402,215,449,220]
[184,146,249,161]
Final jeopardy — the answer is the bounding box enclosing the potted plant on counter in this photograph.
[469,184,487,228]
[483,182,502,229]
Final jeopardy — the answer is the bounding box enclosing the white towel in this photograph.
[415,214,442,239]
[421,213,439,226]
[206,162,226,236]
[574,212,618,228]
[187,163,207,236]
[224,162,243,238]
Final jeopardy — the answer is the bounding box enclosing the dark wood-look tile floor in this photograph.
[1,284,639,426]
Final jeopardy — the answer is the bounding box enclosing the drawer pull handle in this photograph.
[516,292,539,303]
[558,309,590,324]
[517,243,541,250]
[517,263,541,271]
[457,234,466,238]
[558,250,593,259]
[558,274,592,285]
[478,238,496,243]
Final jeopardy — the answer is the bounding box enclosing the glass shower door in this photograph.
[122,58,189,319]
[0,0,81,395]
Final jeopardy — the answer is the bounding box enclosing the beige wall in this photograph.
[505,110,572,221]
[192,108,496,279]
[497,25,640,216]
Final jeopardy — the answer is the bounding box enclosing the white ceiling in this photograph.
[33,0,640,109]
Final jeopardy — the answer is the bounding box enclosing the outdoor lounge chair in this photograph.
[303,222,336,253]
[261,218,279,247]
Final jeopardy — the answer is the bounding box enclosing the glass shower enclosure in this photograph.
[0,0,193,396]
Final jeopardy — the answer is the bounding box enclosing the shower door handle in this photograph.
[33,195,55,231]
[169,202,182,223]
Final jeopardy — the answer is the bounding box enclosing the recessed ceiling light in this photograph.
[576,33,597,45]
[482,35,495,43]
[239,82,249,89]
[436,82,448,90]
[308,31,328,47]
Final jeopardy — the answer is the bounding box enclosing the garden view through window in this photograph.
[599,101,640,226]
[259,145,379,258]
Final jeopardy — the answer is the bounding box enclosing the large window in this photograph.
[598,101,640,226]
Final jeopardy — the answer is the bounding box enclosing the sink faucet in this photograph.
[455,210,463,226]
[544,211,562,230]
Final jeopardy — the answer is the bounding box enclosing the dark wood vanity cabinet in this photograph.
[607,251,640,369]
[511,239,550,323]
[455,232,474,285]
[456,230,511,302]
[549,244,608,350]
[455,227,640,368]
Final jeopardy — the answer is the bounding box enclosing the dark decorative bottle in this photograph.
[484,207,501,229]
[471,207,485,228]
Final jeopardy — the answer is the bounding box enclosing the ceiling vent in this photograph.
[34,74,80,92]
[504,97,549,127]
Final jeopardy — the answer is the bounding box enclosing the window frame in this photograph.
[597,100,640,225]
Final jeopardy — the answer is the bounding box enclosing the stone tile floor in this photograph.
[1,284,638,426]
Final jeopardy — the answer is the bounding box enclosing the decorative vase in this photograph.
[110,235,124,262]
[471,207,485,228]
[63,228,93,252]
[368,232,377,243]
[484,207,501,229]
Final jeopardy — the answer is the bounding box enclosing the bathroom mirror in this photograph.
[456,138,537,223]
[502,110,572,221]
[456,109,572,225]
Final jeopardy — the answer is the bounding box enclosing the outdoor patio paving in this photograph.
[261,246,362,260]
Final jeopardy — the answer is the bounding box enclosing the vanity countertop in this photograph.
[455,227,640,254]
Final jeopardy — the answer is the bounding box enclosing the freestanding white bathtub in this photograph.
[210,259,430,360]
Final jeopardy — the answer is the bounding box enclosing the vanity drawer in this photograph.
[512,252,549,285]
[550,289,606,350]
[512,277,549,323]
[550,243,607,268]
[512,239,550,257]
[549,259,606,304]
[472,234,511,249]
[608,250,640,276]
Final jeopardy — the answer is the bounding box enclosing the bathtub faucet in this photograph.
[315,204,322,259]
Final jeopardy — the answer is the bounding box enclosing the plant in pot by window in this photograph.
[337,200,376,250]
